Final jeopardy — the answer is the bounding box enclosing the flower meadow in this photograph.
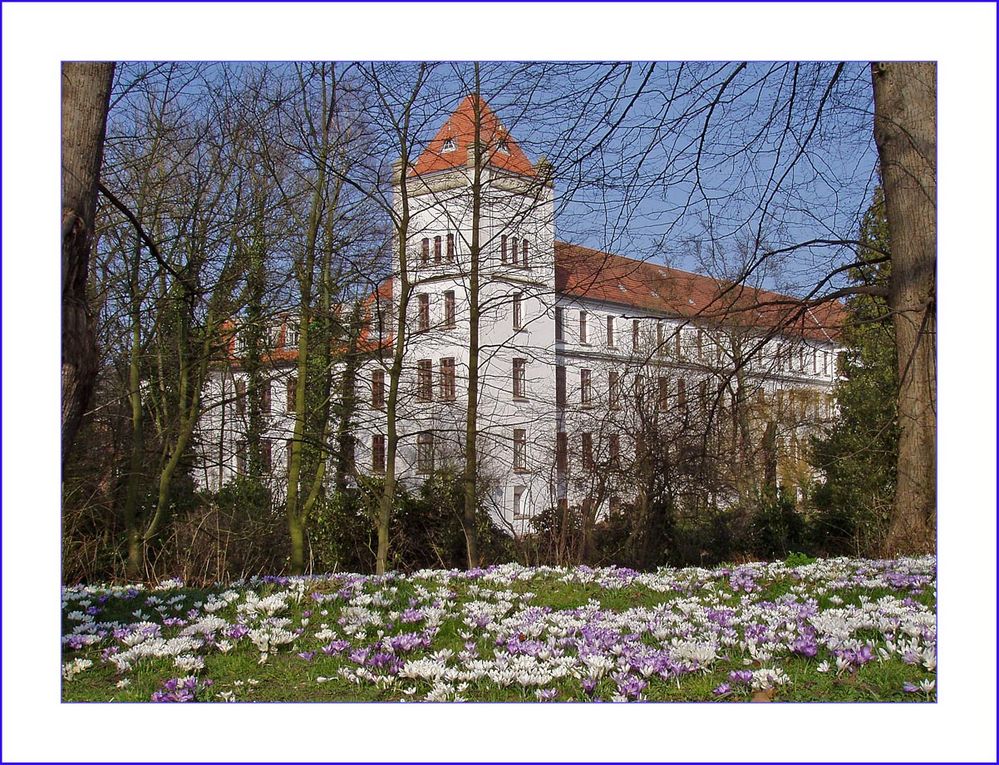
[61,557,936,702]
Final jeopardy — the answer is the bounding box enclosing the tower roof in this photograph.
[410,95,537,178]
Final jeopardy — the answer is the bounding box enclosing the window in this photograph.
[634,374,645,405]
[501,234,508,263]
[372,369,385,409]
[512,358,526,398]
[513,486,525,519]
[657,322,665,355]
[236,441,247,475]
[284,321,299,349]
[580,369,592,406]
[497,137,510,153]
[446,233,455,262]
[608,370,621,409]
[555,308,564,341]
[421,237,429,265]
[434,235,442,264]
[699,380,708,413]
[417,294,430,332]
[606,316,616,347]
[696,329,704,361]
[513,429,527,471]
[375,297,392,337]
[632,319,640,352]
[286,438,295,473]
[261,440,272,474]
[442,137,456,153]
[556,431,567,474]
[609,434,620,467]
[286,376,297,413]
[443,290,456,328]
[511,237,519,265]
[582,432,594,470]
[416,360,433,401]
[235,379,246,415]
[416,431,434,474]
[579,311,588,344]
[658,376,669,409]
[555,366,566,407]
[260,380,271,414]
[372,434,386,473]
[521,240,529,268]
[675,330,683,358]
[236,330,250,355]
[822,350,829,375]
[439,357,456,401]
[677,378,687,410]
[799,347,806,373]
[513,292,523,330]
[812,348,818,374]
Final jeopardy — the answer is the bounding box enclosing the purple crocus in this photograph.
[793,636,818,657]
[729,670,754,685]
[322,640,351,655]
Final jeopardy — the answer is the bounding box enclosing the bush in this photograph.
[307,488,373,573]
[308,471,514,574]
[172,477,287,583]
[750,487,806,559]
[784,550,817,567]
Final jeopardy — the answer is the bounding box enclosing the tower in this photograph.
[389,95,558,525]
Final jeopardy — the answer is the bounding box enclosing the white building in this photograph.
[196,96,843,532]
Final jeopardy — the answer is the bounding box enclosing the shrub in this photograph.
[751,487,806,559]
[308,471,514,574]
[784,550,817,567]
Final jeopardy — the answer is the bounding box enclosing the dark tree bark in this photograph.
[871,62,937,555]
[62,61,115,468]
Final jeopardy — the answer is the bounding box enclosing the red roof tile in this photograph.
[410,95,536,179]
[554,241,844,342]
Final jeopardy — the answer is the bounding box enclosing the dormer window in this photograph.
[442,137,456,153]
[284,321,299,349]
[497,137,509,154]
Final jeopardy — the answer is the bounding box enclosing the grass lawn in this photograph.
[62,556,936,702]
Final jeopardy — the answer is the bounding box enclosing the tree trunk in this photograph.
[461,72,484,570]
[62,61,115,468]
[377,154,413,575]
[871,62,937,555]
[123,243,144,580]
[762,420,778,497]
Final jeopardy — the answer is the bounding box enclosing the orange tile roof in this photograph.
[410,95,537,179]
[554,241,844,342]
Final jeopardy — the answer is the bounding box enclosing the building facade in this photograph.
[196,96,843,532]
